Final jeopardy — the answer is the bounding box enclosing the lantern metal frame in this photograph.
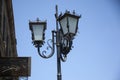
[58,11,80,39]
[29,20,47,47]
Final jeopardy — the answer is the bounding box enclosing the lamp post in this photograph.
[29,5,81,80]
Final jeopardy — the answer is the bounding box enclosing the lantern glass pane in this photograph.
[60,17,68,35]
[68,16,78,34]
[32,24,44,41]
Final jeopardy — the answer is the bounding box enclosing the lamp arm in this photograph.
[59,36,73,62]
[37,32,55,59]
[60,40,73,62]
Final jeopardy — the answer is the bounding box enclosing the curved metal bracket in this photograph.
[61,37,73,56]
[60,53,67,62]
[37,39,55,59]
[37,31,55,59]
[60,40,72,62]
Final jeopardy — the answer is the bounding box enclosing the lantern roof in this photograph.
[58,11,81,21]
[29,21,47,31]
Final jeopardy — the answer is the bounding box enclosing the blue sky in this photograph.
[12,0,120,80]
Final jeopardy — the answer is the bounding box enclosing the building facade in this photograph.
[0,0,17,57]
[0,0,18,80]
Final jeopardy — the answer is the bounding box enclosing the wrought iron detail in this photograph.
[38,38,55,58]
[60,36,73,55]
[60,54,67,62]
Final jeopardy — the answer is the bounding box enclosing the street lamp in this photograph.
[29,5,81,80]
[29,19,46,47]
[58,10,80,39]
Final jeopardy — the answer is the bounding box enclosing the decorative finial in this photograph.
[65,10,70,13]
[73,10,75,14]
[59,12,62,17]
[36,18,40,22]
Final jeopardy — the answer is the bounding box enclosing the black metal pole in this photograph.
[55,5,62,80]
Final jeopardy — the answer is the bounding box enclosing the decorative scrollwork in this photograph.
[38,39,55,59]
[61,37,73,56]
[60,53,67,62]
